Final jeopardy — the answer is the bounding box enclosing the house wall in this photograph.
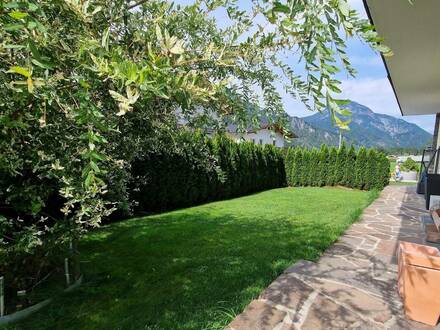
[227,129,285,148]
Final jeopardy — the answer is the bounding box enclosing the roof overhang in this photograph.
[363,0,440,116]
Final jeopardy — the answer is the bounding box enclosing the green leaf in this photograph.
[334,99,350,106]
[3,2,20,9]
[101,27,110,50]
[28,3,38,11]
[272,2,290,14]
[90,161,100,173]
[265,10,276,24]
[3,44,25,49]
[337,109,352,117]
[338,0,350,16]
[327,83,341,93]
[376,44,393,56]
[155,25,163,43]
[84,171,94,188]
[8,11,29,20]
[31,58,53,69]
[8,66,31,78]
[27,21,37,29]
[3,23,25,31]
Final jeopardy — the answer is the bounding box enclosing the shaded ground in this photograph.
[228,185,436,329]
[10,187,376,330]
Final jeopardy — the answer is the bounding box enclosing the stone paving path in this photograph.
[227,186,439,330]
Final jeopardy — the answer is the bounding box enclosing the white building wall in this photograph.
[227,129,285,148]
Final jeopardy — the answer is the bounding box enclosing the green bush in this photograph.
[354,147,367,189]
[285,145,389,191]
[131,133,286,212]
[401,157,418,172]
[309,148,319,186]
[327,146,338,186]
[335,143,347,185]
[343,146,356,188]
[290,148,302,186]
[318,145,329,187]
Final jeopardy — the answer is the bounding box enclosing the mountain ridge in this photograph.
[289,101,431,149]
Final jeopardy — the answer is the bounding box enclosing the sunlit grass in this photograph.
[13,187,377,330]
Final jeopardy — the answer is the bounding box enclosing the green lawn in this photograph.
[13,187,377,330]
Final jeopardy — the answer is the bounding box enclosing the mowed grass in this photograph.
[13,187,378,330]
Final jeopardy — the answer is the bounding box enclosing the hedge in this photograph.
[285,144,390,190]
[130,137,389,213]
[130,132,286,212]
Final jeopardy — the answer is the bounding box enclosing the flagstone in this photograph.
[227,186,435,329]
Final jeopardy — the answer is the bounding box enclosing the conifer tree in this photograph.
[309,148,319,186]
[335,142,347,185]
[327,146,338,186]
[343,145,356,187]
[318,144,329,186]
[301,148,311,186]
[290,147,302,186]
[285,148,294,185]
[354,147,367,190]
[365,148,377,190]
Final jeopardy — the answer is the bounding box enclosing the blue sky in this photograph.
[176,0,435,133]
[331,0,436,133]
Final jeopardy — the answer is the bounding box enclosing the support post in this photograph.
[338,131,342,149]
[0,276,4,317]
[64,258,71,287]
[432,113,440,174]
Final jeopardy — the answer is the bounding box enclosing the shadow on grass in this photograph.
[12,187,375,330]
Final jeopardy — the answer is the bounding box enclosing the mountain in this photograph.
[288,116,343,148]
[300,101,432,149]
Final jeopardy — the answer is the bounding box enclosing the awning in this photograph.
[363,0,440,116]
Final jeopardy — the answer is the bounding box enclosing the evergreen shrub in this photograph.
[285,144,389,191]
[131,133,286,212]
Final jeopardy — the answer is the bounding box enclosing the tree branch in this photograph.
[128,0,148,10]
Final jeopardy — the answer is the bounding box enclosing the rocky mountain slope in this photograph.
[296,101,432,149]
[288,116,344,148]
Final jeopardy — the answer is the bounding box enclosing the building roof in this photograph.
[225,117,297,138]
[363,0,440,116]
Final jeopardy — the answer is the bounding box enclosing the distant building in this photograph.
[176,106,296,148]
[397,155,423,163]
[225,120,296,148]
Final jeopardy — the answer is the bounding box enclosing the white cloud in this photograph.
[349,55,383,68]
[284,78,400,118]
[340,78,434,133]
[340,78,399,116]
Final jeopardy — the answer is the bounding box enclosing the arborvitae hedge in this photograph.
[130,135,388,213]
[354,147,367,189]
[335,143,347,185]
[131,132,286,212]
[285,144,390,191]
[343,145,356,187]
[318,144,328,187]
[327,146,338,186]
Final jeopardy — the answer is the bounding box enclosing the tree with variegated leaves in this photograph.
[0,0,391,273]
